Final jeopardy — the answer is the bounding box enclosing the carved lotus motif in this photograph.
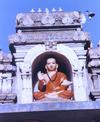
[23,15,34,26]
[0,64,4,70]
[62,14,73,24]
[41,15,55,25]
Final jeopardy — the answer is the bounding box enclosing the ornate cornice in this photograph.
[16,11,86,27]
[88,46,100,68]
[9,30,89,44]
[0,52,12,63]
[0,64,16,72]
[88,60,100,67]
[88,47,100,59]
[0,51,16,72]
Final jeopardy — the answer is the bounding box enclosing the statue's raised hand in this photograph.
[37,71,44,80]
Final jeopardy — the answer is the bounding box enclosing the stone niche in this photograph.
[8,10,92,103]
[16,44,88,103]
[32,51,73,94]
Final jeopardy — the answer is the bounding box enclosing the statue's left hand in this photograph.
[37,71,44,80]
[61,80,72,86]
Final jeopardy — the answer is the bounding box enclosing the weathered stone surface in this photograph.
[16,11,86,27]
[0,101,100,122]
[0,101,100,113]
[0,93,17,104]
[1,9,100,122]
[9,30,89,44]
[88,47,100,59]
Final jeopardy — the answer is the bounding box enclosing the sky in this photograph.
[0,0,100,53]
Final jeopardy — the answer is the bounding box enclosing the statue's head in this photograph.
[45,57,58,72]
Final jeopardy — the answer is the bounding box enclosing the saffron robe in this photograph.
[33,72,73,100]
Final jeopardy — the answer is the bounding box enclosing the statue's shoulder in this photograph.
[57,72,66,76]
[57,72,67,80]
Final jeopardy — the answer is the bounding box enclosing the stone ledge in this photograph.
[0,101,100,113]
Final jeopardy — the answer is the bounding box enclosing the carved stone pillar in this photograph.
[91,74,99,89]
[98,75,100,89]
[6,77,12,93]
[0,77,2,93]
[16,65,23,103]
[73,70,88,101]
[1,74,12,94]
[2,76,8,93]
[21,72,33,103]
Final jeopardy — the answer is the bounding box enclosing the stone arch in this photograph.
[32,51,72,88]
[24,44,79,92]
[24,44,79,72]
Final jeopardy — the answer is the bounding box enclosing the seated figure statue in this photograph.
[33,57,73,100]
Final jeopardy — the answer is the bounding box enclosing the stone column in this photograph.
[0,75,2,93]
[21,72,33,103]
[6,77,12,93]
[98,75,100,89]
[92,74,99,89]
[16,65,23,103]
[1,74,12,94]
[2,76,8,93]
[73,70,88,101]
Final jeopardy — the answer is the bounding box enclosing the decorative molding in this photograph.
[0,64,16,72]
[88,47,100,59]
[73,28,89,41]
[9,30,89,44]
[41,9,55,25]
[16,11,86,27]
[62,13,73,25]
[0,51,16,72]
[88,60,100,67]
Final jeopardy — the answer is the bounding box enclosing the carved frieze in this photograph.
[23,15,34,26]
[0,51,16,72]
[62,14,73,25]
[0,51,12,62]
[73,28,89,41]
[88,47,100,59]
[41,9,55,25]
[0,64,16,72]
[88,60,100,67]
[16,11,86,27]
[9,30,89,44]
[88,46,100,68]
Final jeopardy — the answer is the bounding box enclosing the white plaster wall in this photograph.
[24,44,79,71]
[17,44,89,102]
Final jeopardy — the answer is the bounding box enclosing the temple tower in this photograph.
[8,10,91,103]
[0,9,100,122]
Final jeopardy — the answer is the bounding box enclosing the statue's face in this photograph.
[46,58,58,71]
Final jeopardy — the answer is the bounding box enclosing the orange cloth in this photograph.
[33,72,73,100]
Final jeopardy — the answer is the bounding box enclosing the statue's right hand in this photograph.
[37,71,44,80]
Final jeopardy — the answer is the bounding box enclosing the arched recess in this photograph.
[23,44,79,91]
[32,51,72,89]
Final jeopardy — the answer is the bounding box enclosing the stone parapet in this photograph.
[88,46,100,59]
[9,30,89,44]
[16,11,86,28]
[87,46,100,68]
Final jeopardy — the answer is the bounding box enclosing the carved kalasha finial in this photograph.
[30,8,35,13]
[52,8,56,12]
[58,7,63,12]
[38,8,42,13]
[45,8,49,14]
